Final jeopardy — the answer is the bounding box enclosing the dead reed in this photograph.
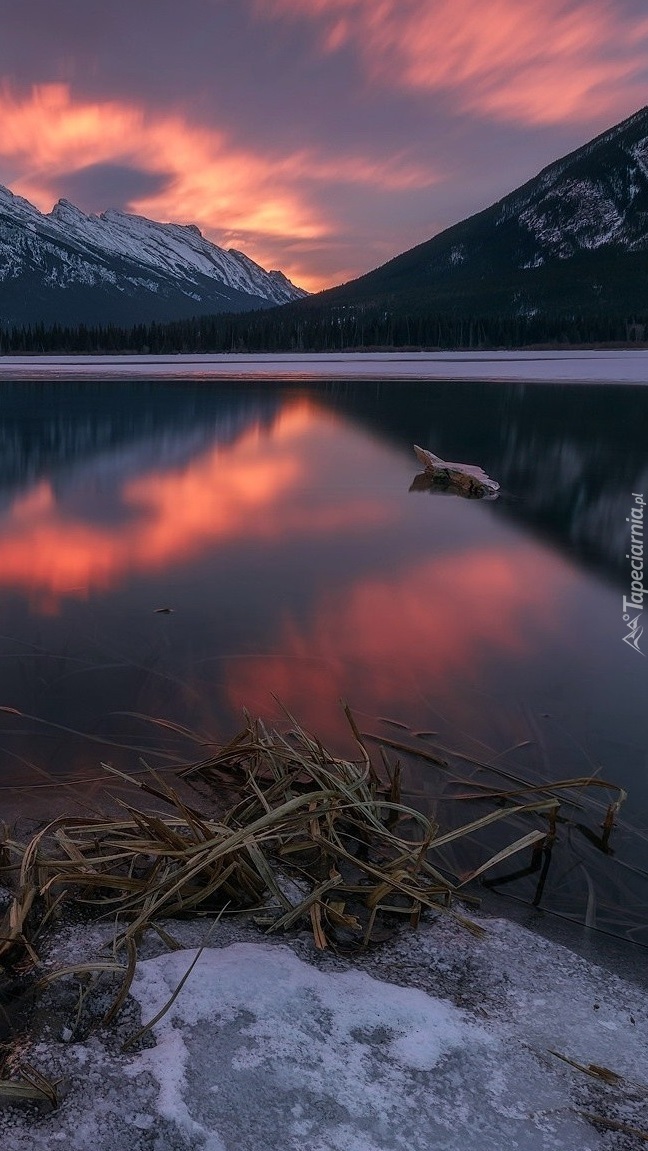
[0,707,628,1103]
[0,708,571,965]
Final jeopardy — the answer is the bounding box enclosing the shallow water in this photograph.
[0,369,646,940]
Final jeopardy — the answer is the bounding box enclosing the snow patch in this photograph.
[1,350,648,384]
[123,941,597,1151]
[519,179,625,252]
[3,914,648,1151]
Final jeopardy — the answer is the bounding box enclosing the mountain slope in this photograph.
[0,187,307,327]
[301,105,648,319]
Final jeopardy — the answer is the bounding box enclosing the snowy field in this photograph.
[3,913,647,1151]
[0,349,648,383]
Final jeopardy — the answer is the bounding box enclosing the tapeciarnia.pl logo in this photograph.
[622,493,645,656]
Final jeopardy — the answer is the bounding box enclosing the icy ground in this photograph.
[2,914,647,1151]
[0,349,648,383]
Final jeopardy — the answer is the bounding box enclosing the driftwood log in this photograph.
[412,446,500,500]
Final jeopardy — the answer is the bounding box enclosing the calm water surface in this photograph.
[0,375,647,940]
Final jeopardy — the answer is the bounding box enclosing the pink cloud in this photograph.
[257,0,648,125]
[0,83,440,290]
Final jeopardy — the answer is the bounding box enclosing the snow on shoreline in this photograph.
[0,349,648,383]
[3,914,647,1150]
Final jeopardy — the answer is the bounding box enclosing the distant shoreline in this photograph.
[1,347,648,385]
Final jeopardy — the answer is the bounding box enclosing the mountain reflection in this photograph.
[315,379,648,588]
[0,395,393,612]
[0,381,281,490]
[2,379,646,594]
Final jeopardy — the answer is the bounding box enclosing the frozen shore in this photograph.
[1,349,648,383]
[3,912,647,1151]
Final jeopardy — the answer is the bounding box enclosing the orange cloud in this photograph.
[0,400,394,613]
[0,83,323,287]
[0,83,439,290]
[258,0,648,125]
[225,544,571,740]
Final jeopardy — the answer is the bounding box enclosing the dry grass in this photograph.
[0,706,632,1110]
[0,708,624,1055]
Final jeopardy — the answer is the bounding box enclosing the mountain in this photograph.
[0,186,307,327]
[298,105,648,320]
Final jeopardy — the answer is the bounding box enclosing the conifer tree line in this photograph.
[0,304,646,355]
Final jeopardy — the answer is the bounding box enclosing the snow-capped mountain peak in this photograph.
[0,185,307,327]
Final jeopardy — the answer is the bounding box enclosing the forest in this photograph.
[1,303,646,355]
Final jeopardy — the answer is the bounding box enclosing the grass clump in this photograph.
[0,710,561,962]
[0,704,621,1061]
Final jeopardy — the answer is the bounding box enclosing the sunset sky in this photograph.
[1,0,647,290]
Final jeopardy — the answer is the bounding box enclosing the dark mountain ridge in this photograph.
[296,104,648,321]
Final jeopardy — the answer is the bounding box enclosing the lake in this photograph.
[0,353,647,943]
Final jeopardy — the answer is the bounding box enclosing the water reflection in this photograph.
[224,544,571,737]
[0,377,646,938]
[0,414,301,610]
[319,379,648,586]
[0,398,394,612]
[0,380,645,763]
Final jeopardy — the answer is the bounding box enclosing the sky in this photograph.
[0,1,647,291]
